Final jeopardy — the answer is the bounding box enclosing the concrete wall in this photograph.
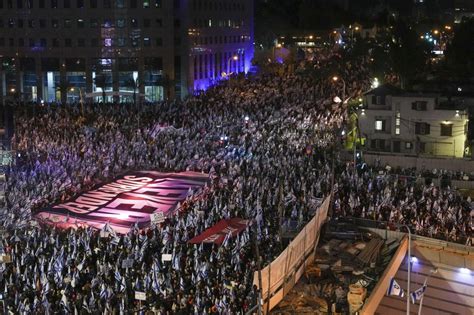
[370,232,474,315]
[362,152,474,173]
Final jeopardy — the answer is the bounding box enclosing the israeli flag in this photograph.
[100,284,108,300]
[60,293,70,313]
[410,283,427,304]
[119,277,126,293]
[387,278,405,297]
[82,296,91,313]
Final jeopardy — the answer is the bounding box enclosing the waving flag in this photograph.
[387,278,405,297]
[119,277,126,293]
[60,293,70,313]
[410,280,427,304]
[82,296,91,314]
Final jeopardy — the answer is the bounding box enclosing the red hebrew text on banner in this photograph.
[188,218,249,245]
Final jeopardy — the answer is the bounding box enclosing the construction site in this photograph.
[272,219,402,314]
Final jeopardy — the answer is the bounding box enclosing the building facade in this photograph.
[360,85,469,158]
[184,0,254,92]
[0,0,254,104]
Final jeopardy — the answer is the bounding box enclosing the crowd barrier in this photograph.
[253,195,331,313]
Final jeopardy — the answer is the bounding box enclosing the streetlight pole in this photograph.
[397,224,411,315]
[227,55,239,76]
[79,87,84,116]
[332,76,346,105]
[332,76,351,165]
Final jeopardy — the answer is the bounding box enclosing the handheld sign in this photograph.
[135,291,146,301]
[121,259,134,269]
[161,254,172,262]
[150,212,165,224]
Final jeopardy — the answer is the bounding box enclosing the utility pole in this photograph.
[252,222,263,315]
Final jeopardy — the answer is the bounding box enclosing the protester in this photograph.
[1,52,469,314]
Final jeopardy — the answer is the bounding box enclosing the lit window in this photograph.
[104,38,112,47]
[375,120,384,131]
[396,118,400,125]
[143,0,149,8]
[395,127,400,135]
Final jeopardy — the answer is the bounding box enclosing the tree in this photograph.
[94,74,108,103]
[389,22,430,88]
[155,75,174,101]
[444,18,474,79]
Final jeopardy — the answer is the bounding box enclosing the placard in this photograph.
[121,259,134,269]
[0,255,11,264]
[135,291,146,301]
[150,212,165,224]
[161,254,172,262]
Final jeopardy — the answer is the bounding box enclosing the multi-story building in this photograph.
[0,0,254,104]
[185,0,254,92]
[359,85,470,158]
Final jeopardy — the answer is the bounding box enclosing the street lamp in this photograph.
[351,25,360,42]
[371,77,380,89]
[397,224,412,315]
[70,87,84,115]
[332,76,346,105]
[227,55,239,75]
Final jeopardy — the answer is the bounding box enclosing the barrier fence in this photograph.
[253,195,331,313]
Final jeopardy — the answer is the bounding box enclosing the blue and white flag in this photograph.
[82,295,91,313]
[114,270,122,284]
[152,273,160,294]
[119,277,126,293]
[410,281,427,304]
[60,292,70,313]
[387,278,405,297]
[100,284,108,300]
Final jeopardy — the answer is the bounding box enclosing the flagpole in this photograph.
[252,221,263,315]
[417,278,427,315]
[397,224,411,315]
[418,268,437,315]
[407,227,411,315]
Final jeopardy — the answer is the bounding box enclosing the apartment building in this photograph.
[359,85,470,158]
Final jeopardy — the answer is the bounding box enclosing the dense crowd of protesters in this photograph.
[333,165,472,243]
[0,52,471,313]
